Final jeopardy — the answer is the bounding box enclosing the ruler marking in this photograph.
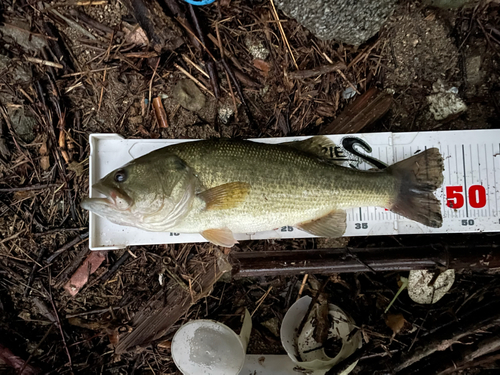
[472,144,478,216]
[483,144,490,217]
[477,143,481,188]
[470,144,477,216]
[439,144,446,218]
[462,145,469,218]
[395,146,403,227]
[447,145,452,218]
[359,207,362,222]
[493,144,499,216]
[455,144,460,218]
[470,144,474,185]
[477,144,482,186]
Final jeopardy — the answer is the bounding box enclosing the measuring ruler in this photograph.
[88,130,500,250]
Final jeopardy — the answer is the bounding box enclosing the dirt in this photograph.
[1,0,500,374]
[382,6,460,89]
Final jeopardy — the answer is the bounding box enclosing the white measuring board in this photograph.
[87,130,500,250]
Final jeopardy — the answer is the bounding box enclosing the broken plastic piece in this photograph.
[408,269,455,304]
[182,0,216,5]
[280,296,362,374]
[63,251,106,296]
[172,309,251,375]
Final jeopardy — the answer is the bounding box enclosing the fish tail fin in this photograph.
[387,148,444,228]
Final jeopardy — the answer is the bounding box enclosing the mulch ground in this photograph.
[1,0,500,374]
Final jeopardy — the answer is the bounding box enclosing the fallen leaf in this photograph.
[0,343,40,374]
[40,156,50,171]
[253,58,270,77]
[123,23,148,47]
[385,313,406,335]
[39,139,48,155]
[39,138,50,171]
[13,191,32,201]
[68,317,120,347]
[158,340,172,350]
[67,161,84,177]
[107,327,120,346]
[68,317,102,330]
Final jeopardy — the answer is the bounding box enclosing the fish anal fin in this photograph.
[281,136,337,161]
[202,228,238,247]
[297,210,347,238]
[199,182,250,210]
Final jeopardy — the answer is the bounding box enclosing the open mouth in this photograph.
[91,182,132,210]
[90,182,115,204]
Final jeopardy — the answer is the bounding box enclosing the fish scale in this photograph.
[165,139,397,234]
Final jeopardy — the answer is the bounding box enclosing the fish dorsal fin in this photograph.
[281,136,337,160]
[198,182,251,210]
[297,210,347,238]
[202,228,238,247]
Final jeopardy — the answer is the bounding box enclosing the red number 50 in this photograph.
[446,185,486,209]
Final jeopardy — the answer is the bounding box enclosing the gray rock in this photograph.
[274,0,396,45]
[0,54,32,83]
[172,79,206,112]
[466,55,482,87]
[0,22,47,52]
[8,107,36,143]
[424,0,472,9]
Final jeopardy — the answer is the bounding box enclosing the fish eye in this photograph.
[114,169,127,183]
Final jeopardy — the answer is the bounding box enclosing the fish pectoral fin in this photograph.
[198,182,250,210]
[202,228,238,247]
[297,210,347,238]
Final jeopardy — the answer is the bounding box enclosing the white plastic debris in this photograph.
[280,296,362,374]
[172,309,252,375]
[342,86,357,100]
[245,37,270,60]
[427,80,467,120]
[218,106,234,124]
[408,269,455,304]
[172,298,362,375]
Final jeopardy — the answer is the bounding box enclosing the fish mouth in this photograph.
[81,182,132,211]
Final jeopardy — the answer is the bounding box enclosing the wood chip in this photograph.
[319,87,393,134]
[63,251,106,296]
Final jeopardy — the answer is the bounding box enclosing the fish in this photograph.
[81,136,444,247]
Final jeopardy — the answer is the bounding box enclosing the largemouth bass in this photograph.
[81,136,444,247]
